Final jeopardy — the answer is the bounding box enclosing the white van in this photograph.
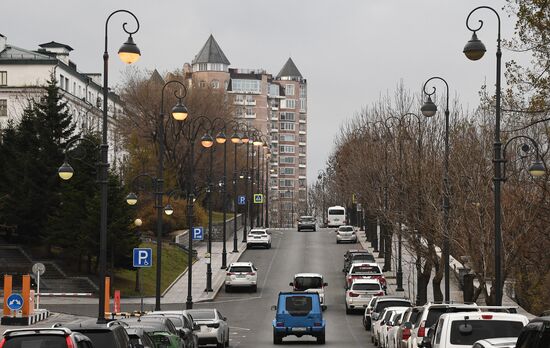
[327,206,346,227]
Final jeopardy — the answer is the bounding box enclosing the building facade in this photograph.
[0,34,126,167]
[184,35,308,227]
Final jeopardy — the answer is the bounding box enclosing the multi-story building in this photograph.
[184,35,308,227]
[0,34,126,166]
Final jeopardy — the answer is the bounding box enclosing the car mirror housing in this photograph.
[323,282,328,287]
[271,305,277,311]
[289,282,293,287]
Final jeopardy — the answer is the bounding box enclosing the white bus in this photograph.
[327,206,346,227]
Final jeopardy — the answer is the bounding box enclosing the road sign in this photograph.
[133,248,153,268]
[192,227,204,241]
[253,194,264,204]
[32,263,45,276]
[237,195,246,205]
[6,293,23,311]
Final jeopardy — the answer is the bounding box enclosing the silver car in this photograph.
[336,225,358,243]
[186,309,230,348]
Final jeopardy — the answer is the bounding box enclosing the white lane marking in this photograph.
[259,230,283,296]
[229,327,251,331]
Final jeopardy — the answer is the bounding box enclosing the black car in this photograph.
[61,320,132,348]
[297,216,317,231]
[343,251,376,273]
[514,316,550,348]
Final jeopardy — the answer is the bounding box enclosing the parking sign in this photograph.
[192,227,204,240]
[133,248,153,268]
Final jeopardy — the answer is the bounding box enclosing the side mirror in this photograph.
[178,328,188,339]
[193,323,200,331]
[372,313,379,321]
[271,305,277,311]
[323,282,328,287]
[289,282,293,287]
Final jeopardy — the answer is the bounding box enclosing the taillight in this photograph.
[226,272,235,276]
[0,338,6,348]
[65,336,75,348]
[247,272,256,276]
[418,321,426,337]
[481,314,493,319]
[376,291,384,296]
[276,322,284,327]
[402,327,411,340]
[314,322,322,327]
[349,292,360,297]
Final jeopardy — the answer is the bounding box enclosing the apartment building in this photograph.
[0,34,126,166]
[184,35,308,227]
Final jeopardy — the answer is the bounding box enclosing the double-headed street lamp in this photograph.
[59,9,140,323]
[421,76,451,303]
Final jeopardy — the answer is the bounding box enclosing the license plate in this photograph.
[292,327,307,332]
[254,236,261,239]
[361,294,369,298]
[237,274,246,278]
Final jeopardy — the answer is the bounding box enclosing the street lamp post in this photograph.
[265,153,271,228]
[421,76,451,302]
[59,10,141,323]
[200,132,215,292]
[230,131,242,252]
[463,5,504,305]
[242,134,250,242]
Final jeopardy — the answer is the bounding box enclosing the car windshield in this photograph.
[294,276,323,290]
[329,209,345,215]
[449,320,524,345]
[351,265,381,274]
[229,266,253,273]
[187,310,216,320]
[4,335,67,348]
[285,296,313,316]
[250,230,265,235]
[339,226,354,232]
[352,283,381,291]
[375,301,411,312]
[300,217,315,222]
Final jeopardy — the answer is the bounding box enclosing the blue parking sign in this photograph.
[133,248,153,268]
[192,227,204,241]
[238,195,246,205]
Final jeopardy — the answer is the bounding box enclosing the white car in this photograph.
[246,228,271,249]
[377,307,409,348]
[426,312,528,348]
[289,273,328,308]
[336,225,358,243]
[186,309,230,347]
[224,261,258,292]
[385,311,406,348]
[345,278,384,314]
[472,338,518,348]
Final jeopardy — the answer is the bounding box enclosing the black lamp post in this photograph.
[265,152,272,228]
[59,10,141,323]
[463,5,504,305]
[421,76,451,302]
[230,130,242,252]
[242,132,250,242]
[200,132,215,292]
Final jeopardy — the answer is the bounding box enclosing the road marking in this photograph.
[259,230,283,297]
[230,327,251,331]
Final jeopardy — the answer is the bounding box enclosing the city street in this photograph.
[45,228,375,347]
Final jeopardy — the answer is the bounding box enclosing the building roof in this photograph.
[277,57,302,78]
[0,44,57,62]
[38,41,73,52]
[192,35,230,65]
[149,69,165,85]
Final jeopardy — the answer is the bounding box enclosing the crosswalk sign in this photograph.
[253,194,264,204]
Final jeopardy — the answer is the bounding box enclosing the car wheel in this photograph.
[251,285,257,292]
[345,305,352,315]
[246,244,250,249]
[365,319,371,330]
[217,342,224,348]
[225,330,230,347]
[273,329,282,344]
[225,285,231,293]
[316,331,325,344]
[336,240,340,244]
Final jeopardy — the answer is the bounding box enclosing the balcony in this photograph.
[299,175,306,179]
[299,164,306,168]
[233,100,245,105]
[299,153,306,157]
[245,100,256,106]
[244,113,256,119]
[299,130,306,135]
[271,128,279,133]
[271,106,279,111]
[299,142,306,146]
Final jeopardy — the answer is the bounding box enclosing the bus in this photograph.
[327,206,346,227]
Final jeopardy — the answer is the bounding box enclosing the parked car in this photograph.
[272,292,325,344]
[144,312,198,348]
[336,225,358,243]
[373,307,397,346]
[375,307,409,347]
[125,327,156,348]
[61,320,132,348]
[225,261,258,292]
[472,337,518,348]
[419,311,528,348]
[395,306,422,348]
[289,273,328,308]
[409,303,480,348]
[363,296,380,330]
[0,327,94,348]
[514,315,550,348]
[346,262,386,290]
[343,251,376,273]
[246,228,271,248]
[186,309,230,348]
[385,310,406,348]
[119,317,184,348]
[297,216,317,231]
[370,297,412,343]
[345,278,384,314]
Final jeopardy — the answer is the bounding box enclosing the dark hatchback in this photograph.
[297,216,317,231]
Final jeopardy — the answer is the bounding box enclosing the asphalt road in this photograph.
[43,228,377,347]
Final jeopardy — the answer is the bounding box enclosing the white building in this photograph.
[0,34,126,166]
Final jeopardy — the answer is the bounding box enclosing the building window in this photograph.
[245,107,255,116]
[279,179,294,188]
[280,191,294,199]
[0,99,7,117]
[280,112,295,121]
[0,71,7,86]
[232,79,261,93]
[280,134,295,142]
[280,167,295,175]
[199,80,207,88]
[299,124,306,132]
[299,146,306,154]
[300,85,307,98]
[280,156,295,164]
[279,145,295,154]
[211,80,220,89]
[198,63,207,71]
[60,74,64,89]
[280,122,295,131]
[269,84,280,97]
[300,98,306,112]
[285,84,295,96]
[299,135,306,143]
[65,77,69,91]
[299,179,306,187]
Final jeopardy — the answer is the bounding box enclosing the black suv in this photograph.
[514,316,550,347]
[1,327,94,348]
[297,216,317,231]
[343,250,376,273]
[60,320,132,348]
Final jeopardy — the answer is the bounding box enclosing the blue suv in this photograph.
[272,292,326,344]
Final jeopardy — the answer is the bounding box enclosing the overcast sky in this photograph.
[3,0,520,180]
